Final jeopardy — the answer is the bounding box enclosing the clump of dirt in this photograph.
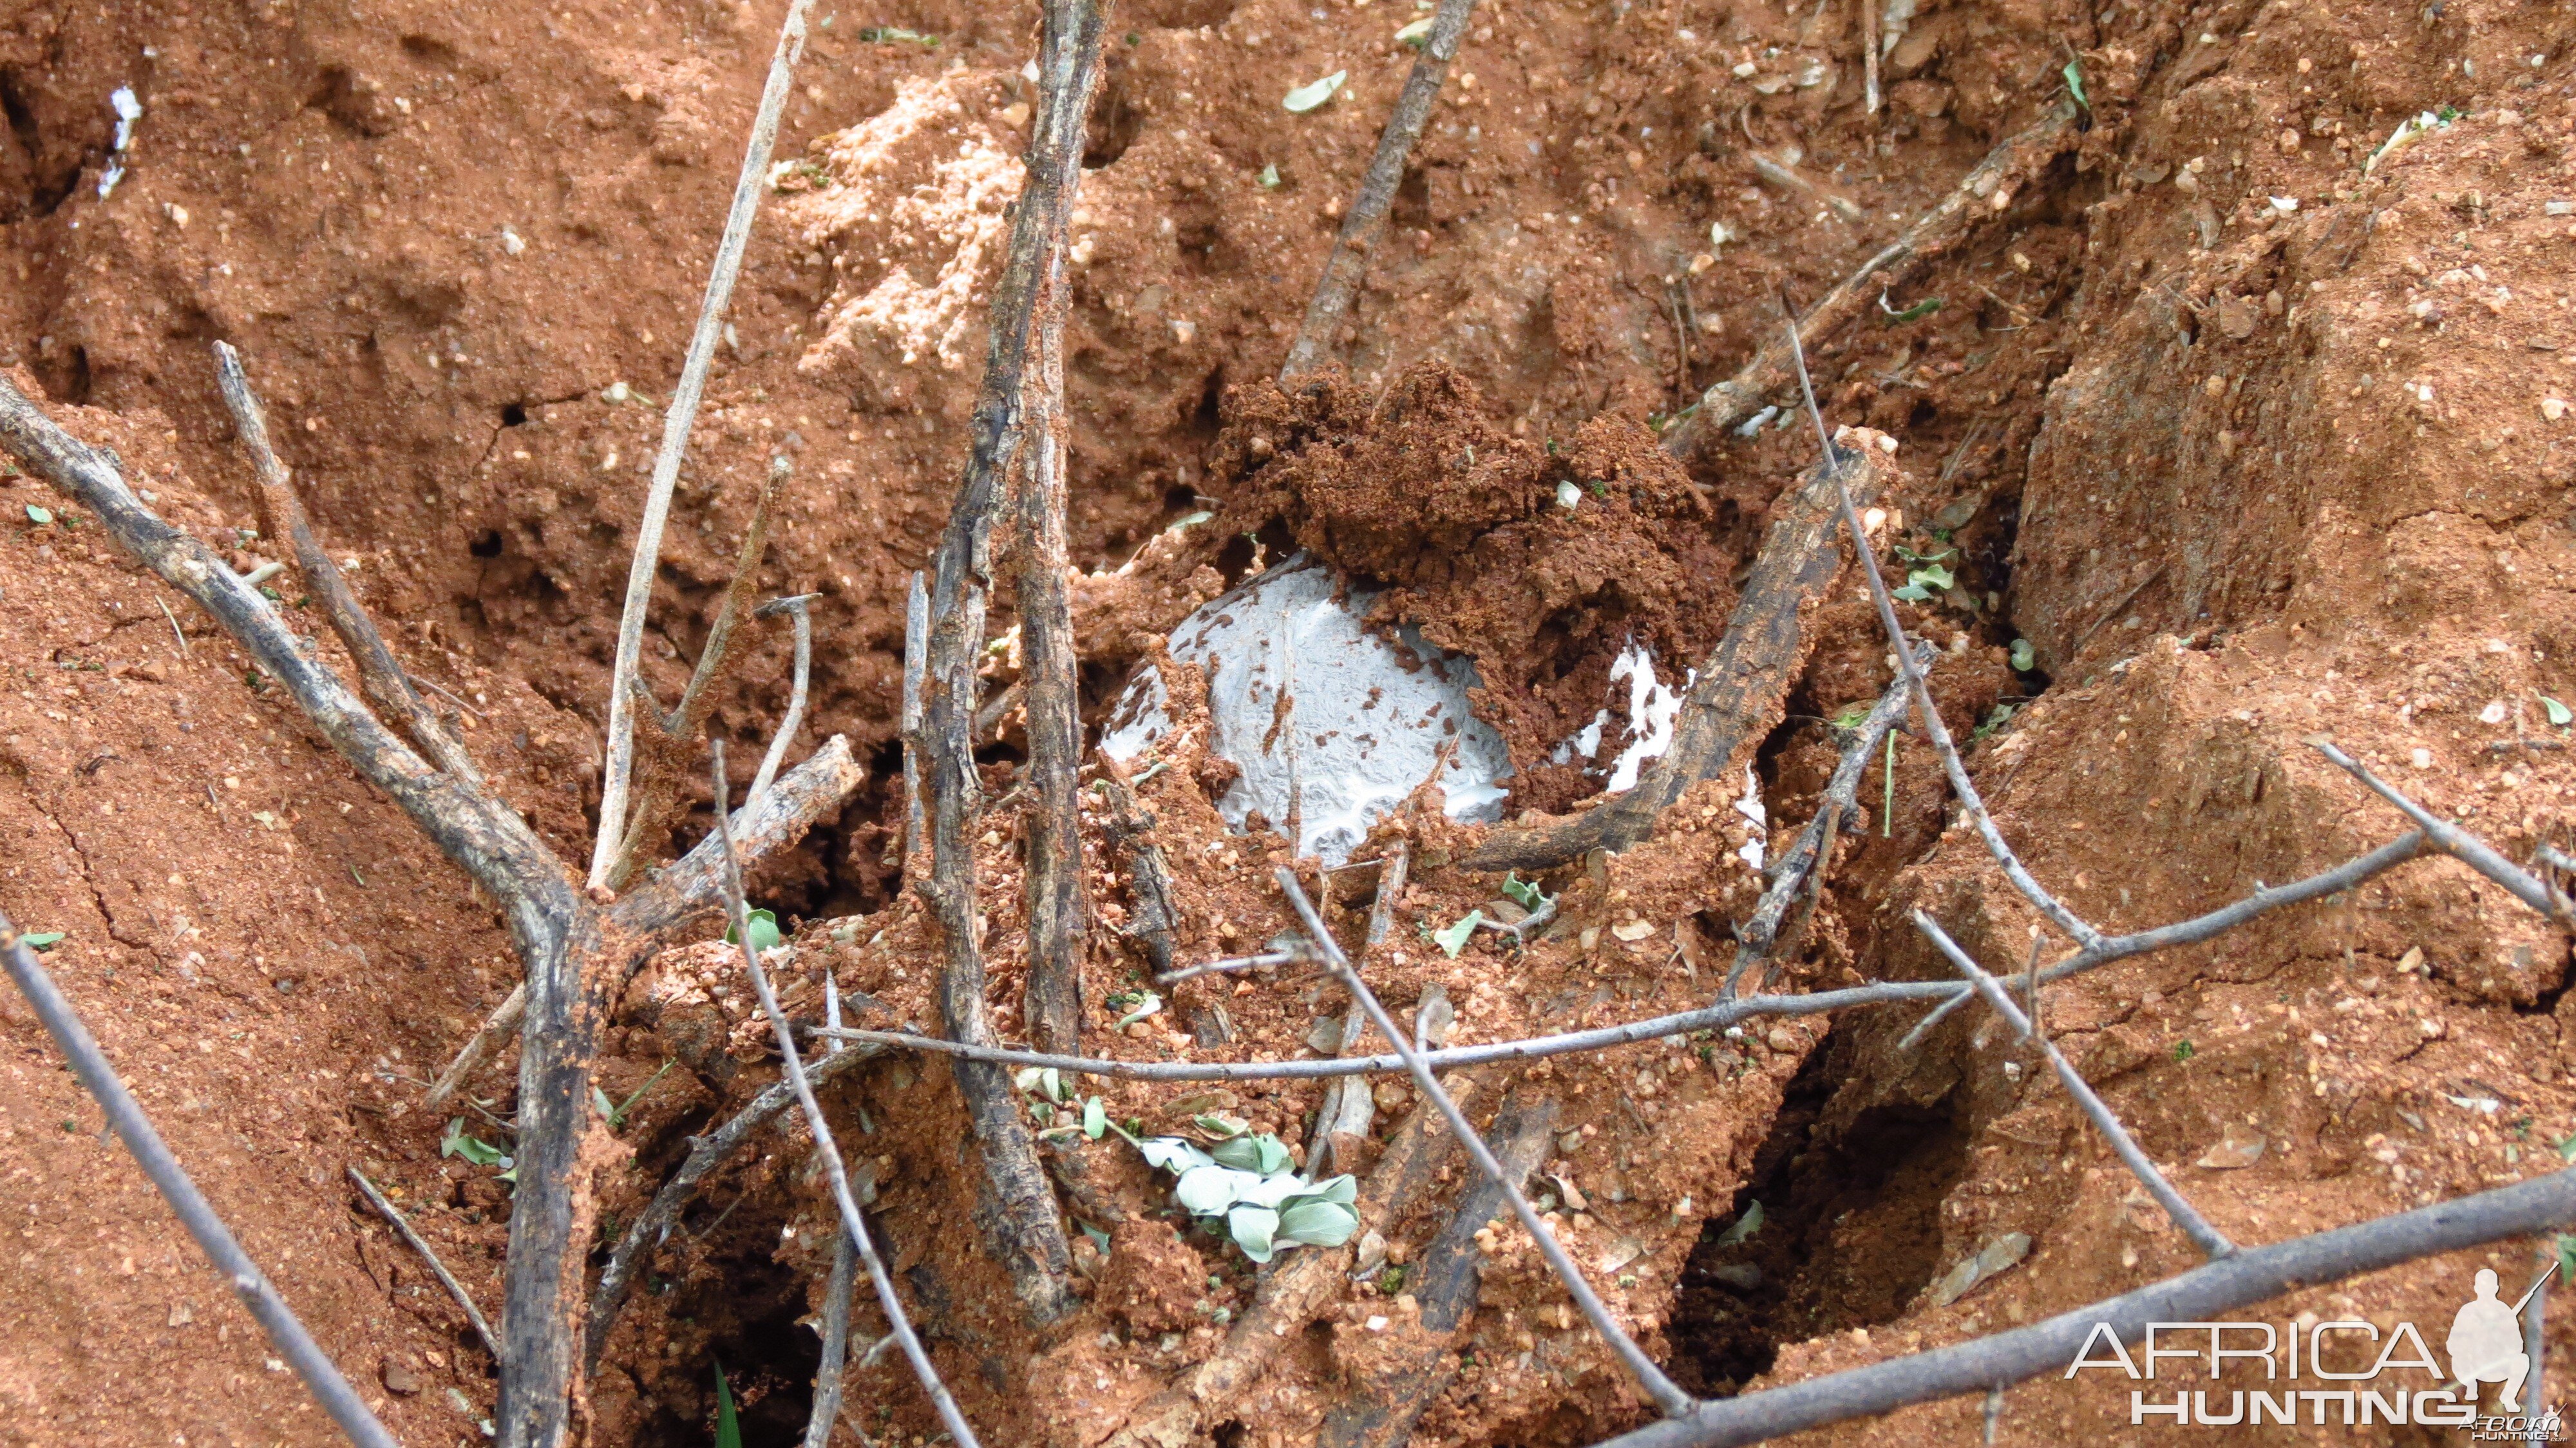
[1207,363,1744,810]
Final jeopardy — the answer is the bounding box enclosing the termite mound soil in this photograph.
[5,0,2576,1443]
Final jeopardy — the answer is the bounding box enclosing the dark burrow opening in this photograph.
[622,1235,822,1448]
[1666,1030,1970,1397]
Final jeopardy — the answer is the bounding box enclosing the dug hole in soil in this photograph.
[2,0,2573,1444]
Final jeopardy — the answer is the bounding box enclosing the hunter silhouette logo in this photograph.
[2066,1266,2562,1435]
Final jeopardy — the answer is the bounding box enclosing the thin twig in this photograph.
[2311,738,2575,926]
[1727,653,1922,997]
[347,1165,502,1362]
[1279,0,1479,379]
[607,454,792,893]
[156,595,189,657]
[1154,949,1307,987]
[1662,100,2078,456]
[1593,1166,2576,1448]
[902,571,927,865]
[1310,837,1411,1177]
[1097,749,1182,978]
[1783,314,2101,948]
[1861,0,1881,115]
[748,593,820,811]
[214,343,482,785]
[712,739,983,1448]
[1915,910,2235,1259]
[585,1039,880,1370]
[591,0,816,889]
[1277,868,1696,1417]
[0,917,401,1448]
[804,976,858,1448]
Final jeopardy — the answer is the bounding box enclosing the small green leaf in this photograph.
[1394,15,1433,46]
[1083,1096,1108,1140]
[1829,701,1873,731]
[1176,1164,1249,1215]
[1501,873,1546,911]
[2540,694,2573,728]
[19,931,64,951]
[2557,1134,2576,1163]
[2062,58,2090,112]
[1715,1201,1763,1246]
[1433,910,1482,958]
[1228,1204,1280,1262]
[713,1362,743,1448]
[1192,1112,1247,1139]
[722,908,783,957]
[2009,638,2037,672]
[1257,162,1281,189]
[2558,1234,2576,1284]
[25,504,53,525]
[1283,70,1347,113]
[2173,1039,2197,1062]
[1113,990,1165,1031]
[1278,1198,1359,1248]
[440,1118,506,1167]
[592,1087,618,1122]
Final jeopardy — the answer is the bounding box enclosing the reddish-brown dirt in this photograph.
[3,0,2575,1445]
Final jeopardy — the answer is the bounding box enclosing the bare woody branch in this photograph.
[802,978,860,1448]
[1591,1166,2576,1448]
[2,917,402,1448]
[428,736,868,1112]
[1659,100,2079,457]
[1276,869,1696,1418]
[746,593,819,810]
[606,455,792,893]
[1278,0,1479,379]
[348,1165,502,1362]
[1015,163,1093,1056]
[1462,443,1894,871]
[914,0,1104,1326]
[1914,911,2236,1259]
[711,741,984,1448]
[214,342,482,785]
[1782,319,2101,947]
[1726,649,1924,998]
[2311,738,2575,926]
[585,1038,880,1371]
[592,0,817,889]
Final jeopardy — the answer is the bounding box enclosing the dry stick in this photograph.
[1724,652,1923,998]
[807,827,2437,1085]
[748,593,820,810]
[804,977,860,1448]
[1861,0,1881,115]
[710,743,983,1448]
[914,0,1102,1328]
[214,343,480,784]
[0,372,863,1448]
[347,1165,502,1362]
[1913,911,2236,1259]
[591,0,815,889]
[1096,749,1182,978]
[2,361,597,1448]
[0,919,401,1448]
[607,454,793,893]
[1311,837,1410,1178]
[1276,869,1696,1418]
[1016,236,1088,1057]
[1461,442,1893,872]
[1660,100,2078,457]
[1781,316,2101,948]
[1596,1166,2576,1448]
[585,1040,880,1370]
[1278,0,1479,379]
[1154,948,1306,988]
[1317,1093,1560,1448]
[901,571,927,865]
[2311,738,2576,926]
[432,485,782,1107]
